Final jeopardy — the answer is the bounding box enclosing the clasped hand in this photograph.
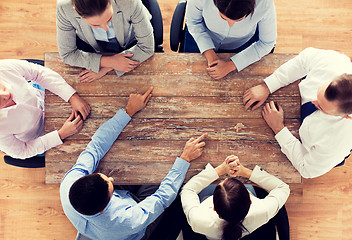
[110,53,140,73]
[206,59,236,79]
[216,155,253,179]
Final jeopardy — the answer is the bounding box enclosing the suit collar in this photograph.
[111,1,125,46]
[75,16,102,52]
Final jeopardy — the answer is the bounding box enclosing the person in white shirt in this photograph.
[243,47,352,178]
[0,59,91,159]
[180,155,290,240]
[185,0,276,79]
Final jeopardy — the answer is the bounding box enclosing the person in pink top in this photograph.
[0,59,91,159]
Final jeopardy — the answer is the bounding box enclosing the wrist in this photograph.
[215,164,227,176]
[100,56,112,68]
[227,60,237,71]
[125,106,135,117]
[68,93,78,103]
[57,129,66,141]
[204,49,218,64]
[242,168,253,179]
[180,153,191,162]
[273,125,285,135]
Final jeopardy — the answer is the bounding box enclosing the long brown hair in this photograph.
[213,177,251,240]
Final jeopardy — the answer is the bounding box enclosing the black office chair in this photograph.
[241,186,290,240]
[142,0,164,52]
[4,155,45,168]
[170,0,187,52]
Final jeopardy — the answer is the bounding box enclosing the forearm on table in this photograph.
[274,127,322,178]
[135,158,190,223]
[263,52,310,93]
[84,109,131,159]
[203,49,218,63]
[230,38,275,72]
[0,131,62,159]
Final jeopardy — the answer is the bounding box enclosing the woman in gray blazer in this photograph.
[57,0,155,82]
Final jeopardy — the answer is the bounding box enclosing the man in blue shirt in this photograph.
[60,87,207,240]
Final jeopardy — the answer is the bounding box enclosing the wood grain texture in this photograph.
[44,52,300,97]
[44,95,301,119]
[1,0,352,239]
[44,53,302,184]
[45,118,300,141]
[45,139,300,184]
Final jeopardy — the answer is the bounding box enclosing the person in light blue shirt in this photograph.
[60,86,208,240]
[185,0,277,79]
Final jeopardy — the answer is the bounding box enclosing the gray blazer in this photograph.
[56,0,155,76]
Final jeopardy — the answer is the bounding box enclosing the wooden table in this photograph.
[44,52,302,184]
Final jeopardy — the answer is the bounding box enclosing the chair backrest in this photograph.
[142,0,164,52]
[241,186,290,240]
[170,0,187,52]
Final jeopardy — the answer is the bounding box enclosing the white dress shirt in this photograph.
[0,59,76,159]
[180,164,290,240]
[185,0,277,71]
[264,47,352,178]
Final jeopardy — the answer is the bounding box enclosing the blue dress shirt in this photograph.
[185,0,277,71]
[60,109,190,240]
[91,21,116,42]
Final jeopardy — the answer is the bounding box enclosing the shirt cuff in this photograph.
[204,163,221,182]
[249,165,264,183]
[196,37,216,54]
[230,54,246,72]
[114,69,125,77]
[264,74,281,93]
[174,157,191,173]
[47,130,63,149]
[274,127,293,146]
[91,54,103,73]
[62,89,77,103]
[113,109,132,125]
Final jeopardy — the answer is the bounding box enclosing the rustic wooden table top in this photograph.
[44,52,302,184]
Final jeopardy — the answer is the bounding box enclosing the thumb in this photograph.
[68,111,75,121]
[122,53,133,58]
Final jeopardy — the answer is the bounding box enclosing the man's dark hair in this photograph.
[69,173,111,215]
[72,0,111,17]
[213,177,251,240]
[213,0,256,20]
[325,74,352,115]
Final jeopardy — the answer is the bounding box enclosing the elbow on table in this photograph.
[257,39,276,56]
[58,49,75,66]
[297,168,321,179]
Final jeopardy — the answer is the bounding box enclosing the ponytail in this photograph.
[213,178,251,240]
[222,220,244,240]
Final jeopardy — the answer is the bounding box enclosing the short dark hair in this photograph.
[69,173,111,215]
[325,74,352,115]
[72,0,111,17]
[213,178,251,240]
[213,0,256,20]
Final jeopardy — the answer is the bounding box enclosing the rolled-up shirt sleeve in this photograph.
[0,130,63,159]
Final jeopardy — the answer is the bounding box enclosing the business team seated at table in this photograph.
[0,0,351,239]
